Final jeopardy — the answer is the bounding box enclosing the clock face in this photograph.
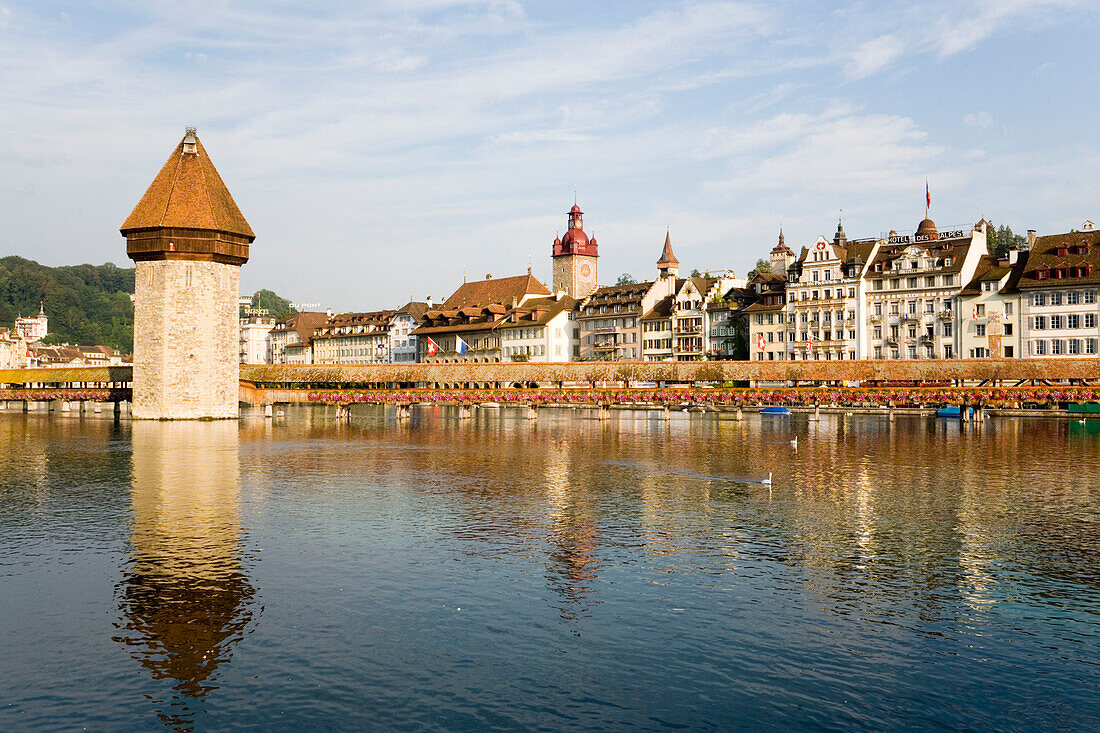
[580,263,592,278]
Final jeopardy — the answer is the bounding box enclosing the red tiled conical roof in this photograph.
[121,129,254,240]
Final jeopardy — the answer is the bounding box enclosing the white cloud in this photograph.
[847,34,905,79]
[963,111,994,129]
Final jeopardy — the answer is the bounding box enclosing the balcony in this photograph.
[676,324,704,334]
[593,326,620,334]
[593,342,619,351]
[938,310,953,320]
[869,314,882,324]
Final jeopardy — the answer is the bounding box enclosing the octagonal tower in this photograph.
[121,128,254,419]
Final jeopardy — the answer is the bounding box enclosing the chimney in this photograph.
[326,308,333,317]
[425,296,433,308]
[1027,229,1037,249]
[486,273,492,280]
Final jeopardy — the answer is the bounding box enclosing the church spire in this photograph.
[657,230,679,278]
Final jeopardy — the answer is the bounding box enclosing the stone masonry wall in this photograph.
[133,260,240,419]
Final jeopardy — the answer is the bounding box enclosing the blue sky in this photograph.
[1,0,1097,310]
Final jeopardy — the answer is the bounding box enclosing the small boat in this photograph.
[935,405,961,418]
[759,406,791,416]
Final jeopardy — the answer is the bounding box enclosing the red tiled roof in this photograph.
[121,130,254,239]
[442,274,550,309]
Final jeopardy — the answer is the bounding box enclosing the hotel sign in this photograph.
[889,230,967,244]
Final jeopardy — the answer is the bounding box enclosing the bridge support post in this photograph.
[22,400,28,413]
[959,401,970,425]
[264,404,273,419]
[735,405,743,422]
[888,400,896,423]
[94,402,102,414]
[811,403,820,422]
[975,401,984,423]
[598,404,611,420]
[662,405,671,421]
[458,405,472,420]
[397,404,411,420]
[114,401,121,416]
[61,400,70,413]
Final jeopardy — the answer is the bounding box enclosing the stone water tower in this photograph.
[121,128,254,419]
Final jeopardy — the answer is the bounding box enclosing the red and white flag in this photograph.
[757,333,766,351]
[806,332,814,348]
[926,180,931,210]
[971,307,979,320]
[425,337,439,356]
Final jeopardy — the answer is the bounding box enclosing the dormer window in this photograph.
[1037,268,1049,280]
[1076,244,1091,255]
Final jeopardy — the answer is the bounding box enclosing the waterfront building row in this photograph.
[248,201,1100,366]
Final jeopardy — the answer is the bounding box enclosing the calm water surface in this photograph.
[1,406,1099,731]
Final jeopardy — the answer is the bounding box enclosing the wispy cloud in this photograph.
[0,0,1094,307]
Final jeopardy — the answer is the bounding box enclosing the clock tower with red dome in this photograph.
[552,202,599,298]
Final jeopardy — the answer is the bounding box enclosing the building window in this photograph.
[1034,340,1047,355]
[1087,339,1097,355]
[1052,339,1064,355]
[1068,314,1080,329]
[1005,324,1013,336]
[944,322,952,337]
[1051,315,1063,329]
[1086,314,1097,328]
[1069,339,1081,355]
[1034,316,1047,330]
[1051,292,1063,306]
[976,324,986,336]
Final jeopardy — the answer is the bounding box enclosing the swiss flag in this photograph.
[757,333,766,351]
[425,337,439,356]
[971,307,979,320]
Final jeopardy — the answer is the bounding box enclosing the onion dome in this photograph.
[561,227,589,248]
[916,218,939,240]
[834,220,847,246]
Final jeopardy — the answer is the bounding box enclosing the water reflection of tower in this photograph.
[116,422,256,729]
[543,434,601,623]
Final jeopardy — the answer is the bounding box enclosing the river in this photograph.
[1,406,1098,731]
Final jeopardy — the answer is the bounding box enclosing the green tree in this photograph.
[690,268,703,278]
[615,273,637,286]
[747,258,772,278]
[250,289,296,319]
[986,223,1029,257]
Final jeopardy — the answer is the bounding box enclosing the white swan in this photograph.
[790,436,798,447]
[762,472,773,485]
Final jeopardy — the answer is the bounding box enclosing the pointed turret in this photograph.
[657,230,679,278]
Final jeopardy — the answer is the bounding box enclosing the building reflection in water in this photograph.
[541,433,601,624]
[115,421,257,730]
